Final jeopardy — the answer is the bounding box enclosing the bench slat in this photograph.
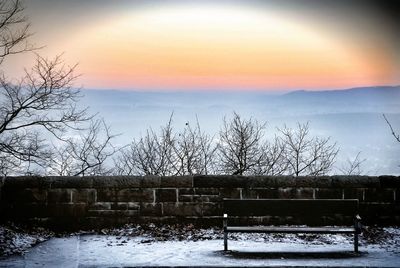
[223,199,358,217]
[226,226,356,234]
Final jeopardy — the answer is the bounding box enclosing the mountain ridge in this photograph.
[284,85,400,97]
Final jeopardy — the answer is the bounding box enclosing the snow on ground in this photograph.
[0,224,54,257]
[0,224,399,267]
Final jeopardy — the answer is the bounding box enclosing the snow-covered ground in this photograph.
[1,224,399,267]
[0,224,54,257]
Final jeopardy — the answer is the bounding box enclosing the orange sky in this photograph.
[2,1,400,91]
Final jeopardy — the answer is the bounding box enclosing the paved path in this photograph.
[1,235,399,267]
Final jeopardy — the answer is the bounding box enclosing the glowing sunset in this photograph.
[3,1,399,91]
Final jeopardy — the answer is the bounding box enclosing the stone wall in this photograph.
[0,175,399,229]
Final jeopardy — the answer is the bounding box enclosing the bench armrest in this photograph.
[354,214,362,233]
[223,214,228,230]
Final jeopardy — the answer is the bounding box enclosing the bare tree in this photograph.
[383,114,400,143]
[115,116,176,176]
[254,136,287,175]
[217,112,266,175]
[48,119,117,176]
[0,152,19,176]
[172,118,217,175]
[278,122,339,177]
[0,1,104,175]
[338,151,366,175]
[0,0,36,65]
[195,120,217,175]
[0,55,89,174]
[114,116,216,176]
[113,142,138,176]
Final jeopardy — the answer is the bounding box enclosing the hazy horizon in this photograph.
[80,84,400,94]
[77,86,400,175]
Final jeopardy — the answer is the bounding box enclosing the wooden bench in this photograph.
[223,199,362,252]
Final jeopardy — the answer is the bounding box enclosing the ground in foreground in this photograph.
[0,225,399,267]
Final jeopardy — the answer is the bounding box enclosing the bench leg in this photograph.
[223,214,228,251]
[354,232,359,253]
[224,230,228,251]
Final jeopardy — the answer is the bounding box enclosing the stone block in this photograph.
[161,176,192,188]
[127,202,141,210]
[246,176,296,188]
[179,195,193,202]
[202,202,222,216]
[89,202,111,210]
[28,188,47,203]
[193,175,247,188]
[343,188,364,201]
[92,176,141,188]
[12,203,49,218]
[96,188,117,202]
[242,189,258,199]
[379,176,400,188]
[273,176,297,187]
[295,188,314,199]
[111,202,127,210]
[373,216,396,225]
[245,176,274,188]
[192,195,221,202]
[178,188,194,195]
[72,189,96,204]
[364,188,394,202]
[156,189,177,202]
[277,188,296,199]
[48,203,87,217]
[140,203,162,216]
[315,188,343,199]
[256,188,278,199]
[88,209,138,217]
[359,202,400,219]
[331,176,380,188]
[194,188,219,195]
[69,203,89,218]
[117,189,154,202]
[50,176,93,188]
[3,176,52,189]
[163,202,202,216]
[48,189,73,203]
[2,188,47,203]
[219,188,241,199]
[140,176,161,188]
[296,176,332,188]
[394,215,400,225]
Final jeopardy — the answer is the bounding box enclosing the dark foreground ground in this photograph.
[0,223,399,267]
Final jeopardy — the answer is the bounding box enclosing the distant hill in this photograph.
[280,85,400,114]
[284,85,400,99]
[81,85,400,116]
[83,85,400,101]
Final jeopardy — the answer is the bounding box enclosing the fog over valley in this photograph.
[80,86,400,175]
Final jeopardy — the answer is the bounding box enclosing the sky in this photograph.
[2,0,400,92]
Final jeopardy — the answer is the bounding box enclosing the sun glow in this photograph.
[64,3,395,90]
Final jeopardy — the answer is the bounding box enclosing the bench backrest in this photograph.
[223,199,359,217]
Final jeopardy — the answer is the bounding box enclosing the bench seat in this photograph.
[223,198,362,252]
[226,226,356,234]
